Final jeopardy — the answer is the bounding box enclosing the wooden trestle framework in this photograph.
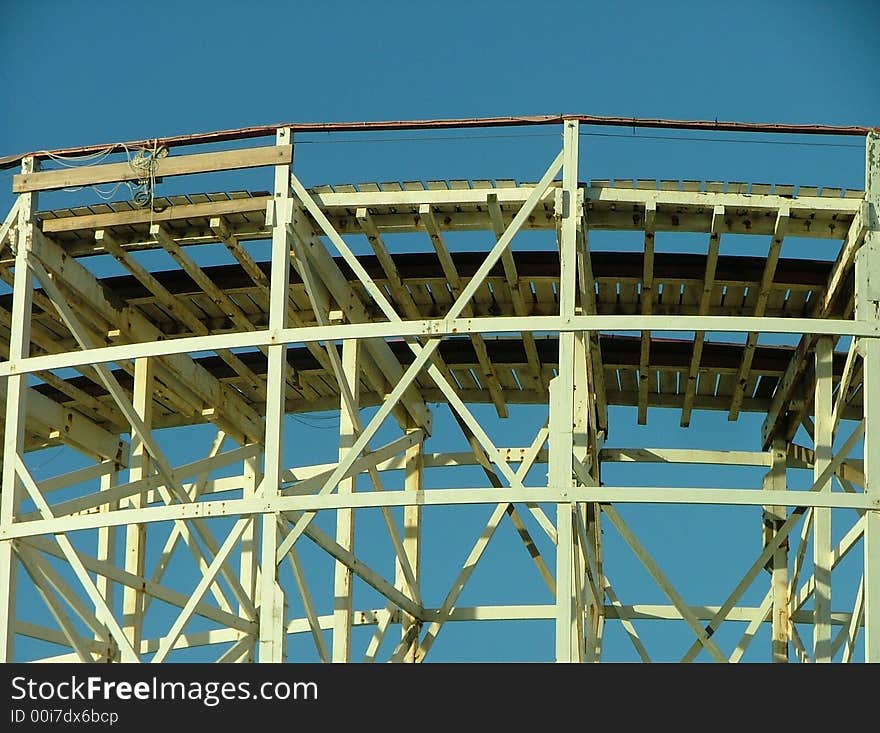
[0,117,878,662]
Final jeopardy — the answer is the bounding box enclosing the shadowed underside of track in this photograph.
[3,247,860,442]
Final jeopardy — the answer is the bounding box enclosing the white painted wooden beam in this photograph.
[859,130,880,662]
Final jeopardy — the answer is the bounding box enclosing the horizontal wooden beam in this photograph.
[587,187,861,215]
[0,386,127,464]
[311,185,860,218]
[4,486,876,540]
[14,146,292,193]
[32,187,856,244]
[600,447,771,466]
[3,314,871,379]
[41,195,270,234]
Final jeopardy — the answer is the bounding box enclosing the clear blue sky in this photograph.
[1,0,878,662]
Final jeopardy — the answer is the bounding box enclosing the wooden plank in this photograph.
[741,284,759,312]
[408,281,435,310]
[783,289,809,316]
[765,287,787,314]
[681,283,701,308]
[510,366,532,392]
[716,373,737,398]
[660,369,677,396]
[136,301,172,325]
[452,368,478,391]
[597,281,616,310]
[303,373,335,398]
[754,374,778,399]
[638,206,657,424]
[15,145,292,193]
[646,368,660,395]
[604,367,619,392]
[532,280,558,311]
[742,374,760,400]
[658,280,683,307]
[413,370,434,391]
[41,194,269,234]
[723,285,745,311]
[697,370,717,396]
[228,291,261,318]
[288,284,315,315]
[426,279,454,308]
[617,368,638,394]
[618,282,638,308]
[496,366,519,391]
[188,292,225,320]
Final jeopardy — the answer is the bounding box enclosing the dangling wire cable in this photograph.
[37,139,168,209]
[128,139,167,209]
[41,144,117,167]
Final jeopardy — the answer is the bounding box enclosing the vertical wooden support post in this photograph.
[240,454,260,662]
[574,329,603,661]
[813,336,833,662]
[586,413,605,662]
[573,330,587,662]
[583,501,604,662]
[122,357,152,657]
[96,463,120,661]
[863,337,880,663]
[552,120,580,662]
[0,156,37,662]
[551,377,576,663]
[332,339,359,662]
[259,127,293,662]
[763,438,788,662]
[398,419,423,662]
[860,130,880,662]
